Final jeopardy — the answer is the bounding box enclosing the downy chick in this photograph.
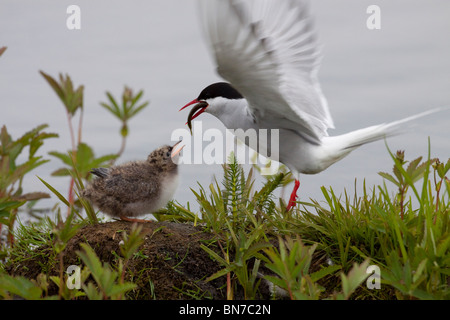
[81,140,184,222]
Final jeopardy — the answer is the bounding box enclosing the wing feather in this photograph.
[90,163,157,203]
[199,0,334,141]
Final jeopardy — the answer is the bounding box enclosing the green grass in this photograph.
[1,145,449,300]
[155,147,450,300]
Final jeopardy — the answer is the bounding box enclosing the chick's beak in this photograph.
[171,140,185,158]
[179,100,209,132]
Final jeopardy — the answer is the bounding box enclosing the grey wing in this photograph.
[200,0,334,142]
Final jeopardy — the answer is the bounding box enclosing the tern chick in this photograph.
[81,141,184,222]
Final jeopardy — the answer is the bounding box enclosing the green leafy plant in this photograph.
[378,148,436,219]
[202,228,270,299]
[39,72,84,119]
[0,124,57,246]
[40,72,149,220]
[333,260,371,300]
[76,242,137,300]
[48,208,82,298]
[40,71,117,214]
[432,158,450,214]
[187,154,284,299]
[39,70,85,212]
[291,141,450,299]
[118,223,146,291]
[49,142,117,180]
[264,236,340,300]
[0,274,53,300]
[100,86,149,161]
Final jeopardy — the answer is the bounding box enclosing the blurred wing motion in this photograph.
[199,0,334,143]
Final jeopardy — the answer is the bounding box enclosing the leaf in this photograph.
[444,158,450,175]
[130,89,144,106]
[39,71,65,105]
[37,176,71,208]
[410,288,436,300]
[129,102,149,118]
[90,154,118,169]
[107,282,136,297]
[436,236,450,257]
[120,224,145,261]
[76,243,136,299]
[29,132,58,158]
[48,151,73,166]
[0,125,12,151]
[83,282,104,300]
[436,158,450,179]
[263,275,289,292]
[104,92,121,118]
[378,172,399,187]
[40,71,83,115]
[406,157,422,177]
[50,167,71,177]
[0,200,24,211]
[0,211,10,220]
[205,266,233,282]
[413,259,427,283]
[340,260,370,299]
[76,142,95,170]
[201,244,228,266]
[77,243,104,285]
[100,102,116,116]
[12,192,50,201]
[0,274,43,300]
[49,143,117,178]
[310,264,342,282]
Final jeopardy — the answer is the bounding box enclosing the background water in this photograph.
[1,0,449,222]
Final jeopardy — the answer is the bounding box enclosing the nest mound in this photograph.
[7,220,275,299]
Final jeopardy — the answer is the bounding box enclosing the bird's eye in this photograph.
[166,151,171,157]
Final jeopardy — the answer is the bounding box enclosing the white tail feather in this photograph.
[320,108,444,169]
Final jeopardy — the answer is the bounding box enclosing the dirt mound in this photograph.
[6,221,274,299]
[69,221,227,299]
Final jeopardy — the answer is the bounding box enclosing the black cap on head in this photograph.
[197,82,243,101]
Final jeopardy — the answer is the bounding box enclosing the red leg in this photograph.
[286,179,300,211]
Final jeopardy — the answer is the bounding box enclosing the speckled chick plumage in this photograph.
[81,143,181,220]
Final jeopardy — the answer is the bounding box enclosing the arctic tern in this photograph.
[180,0,440,210]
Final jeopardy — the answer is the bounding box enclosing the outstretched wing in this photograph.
[199,0,334,142]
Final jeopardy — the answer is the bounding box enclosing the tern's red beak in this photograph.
[179,99,199,111]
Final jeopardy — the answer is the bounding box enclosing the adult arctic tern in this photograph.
[180,0,439,210]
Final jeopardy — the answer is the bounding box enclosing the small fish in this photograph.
[187,101,209,134]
